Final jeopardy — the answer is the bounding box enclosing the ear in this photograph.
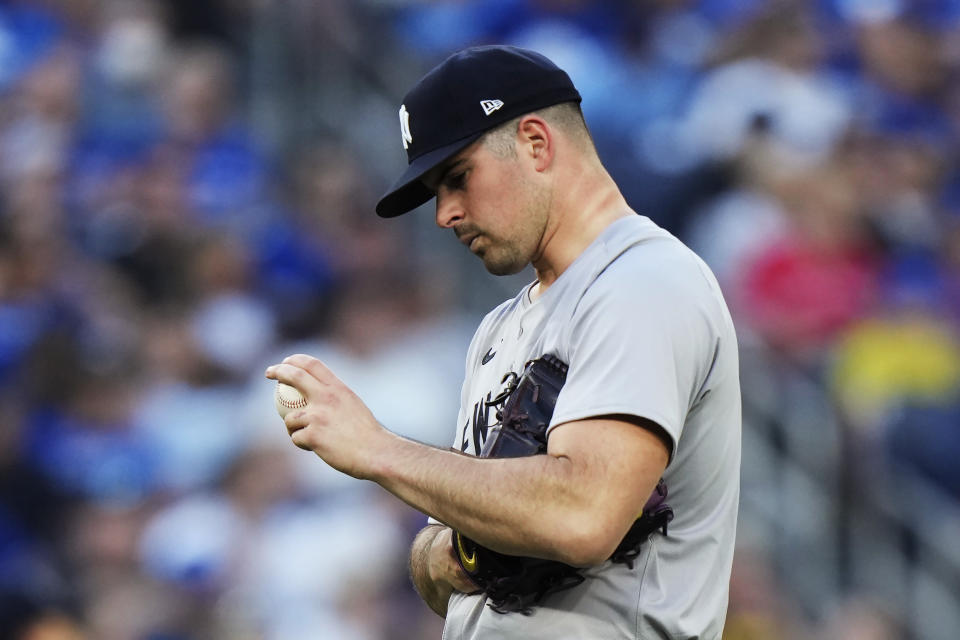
[516,115,553,172]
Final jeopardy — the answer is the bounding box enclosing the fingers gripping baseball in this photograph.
[282,353,339,385]
[265,354,386,479]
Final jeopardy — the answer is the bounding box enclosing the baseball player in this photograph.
[266,45,741,639]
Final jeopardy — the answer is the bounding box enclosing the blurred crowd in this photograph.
[1,0,959,639]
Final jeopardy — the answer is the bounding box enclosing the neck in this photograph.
[530,161,632,296]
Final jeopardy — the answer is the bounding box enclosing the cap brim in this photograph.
[375,132,485,218]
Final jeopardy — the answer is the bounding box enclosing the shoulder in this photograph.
[618,239,715,292]
[587,231,723,315]
[564,221,735,354]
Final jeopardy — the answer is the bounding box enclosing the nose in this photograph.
[435,191,464,229]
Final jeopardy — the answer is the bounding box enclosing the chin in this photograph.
[483,258,527,276]
[478,243,529,276]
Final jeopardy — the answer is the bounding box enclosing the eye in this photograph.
[445,171,467,190]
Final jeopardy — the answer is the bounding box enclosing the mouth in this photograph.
[459,232,479,250]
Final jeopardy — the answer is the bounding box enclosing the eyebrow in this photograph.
[426,158,467,193]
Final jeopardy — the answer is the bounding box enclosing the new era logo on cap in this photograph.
[480,99,504,116]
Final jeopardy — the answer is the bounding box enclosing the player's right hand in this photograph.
[431,527,480,595]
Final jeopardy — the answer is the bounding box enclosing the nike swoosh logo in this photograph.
[481,348,496,365]
[455,531,478,573]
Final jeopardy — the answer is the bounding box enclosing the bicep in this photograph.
[547,416,669,537]
[553,249,717,456]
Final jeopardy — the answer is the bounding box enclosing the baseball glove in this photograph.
[453,355,674,614]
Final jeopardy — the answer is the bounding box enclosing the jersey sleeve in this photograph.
[549,242,720,459]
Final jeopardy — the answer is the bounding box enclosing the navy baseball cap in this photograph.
[375,45,582,218]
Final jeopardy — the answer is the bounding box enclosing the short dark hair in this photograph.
[482,102,594,158]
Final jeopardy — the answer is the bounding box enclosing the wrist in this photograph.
[410,524,453,617]
[364,428,411,483]
[426,528,451,586]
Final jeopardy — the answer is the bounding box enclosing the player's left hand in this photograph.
[265,353,389,479]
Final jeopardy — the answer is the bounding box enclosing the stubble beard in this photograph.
[480,179,550,276]
[482,245,527,276]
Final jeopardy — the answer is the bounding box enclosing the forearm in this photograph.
[266,355,667,568]
[374,432,595,564]
[265,355,597,559]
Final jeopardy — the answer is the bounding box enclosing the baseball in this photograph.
[275,382,307,418]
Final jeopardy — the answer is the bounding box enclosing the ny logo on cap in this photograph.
[480,99,504,116]
[399,104,413,149]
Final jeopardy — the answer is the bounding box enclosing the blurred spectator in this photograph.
[254,140,385,340]
[733,161,880,359]
[850,16,951,139]
[1,44,81,187]
[830,253,960,431]
[158,41,276,239]
[685,3,851,169]
[829,251,960,501]
[84,0,168,151]
[133,353,251,494]
[21,338,155,504]
[0,2,66,93]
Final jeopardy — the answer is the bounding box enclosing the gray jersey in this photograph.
[441,215,741,640]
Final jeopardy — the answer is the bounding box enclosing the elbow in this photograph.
[551,519,623,568]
